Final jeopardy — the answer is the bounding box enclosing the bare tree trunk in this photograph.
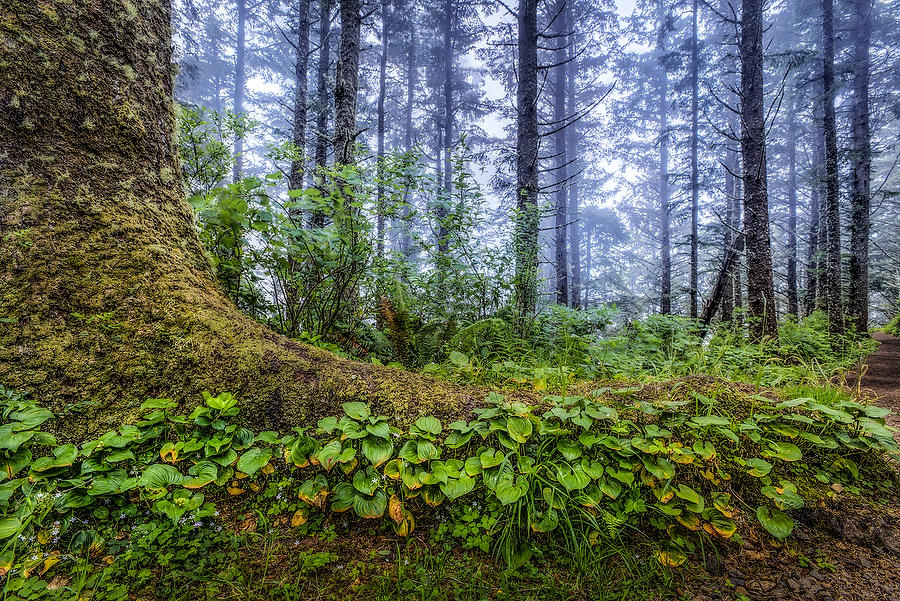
[657,2,672,315]
[740,0,777,338]
[0,0,475,437]
[848,0,872,333]
[822,0,843,335]
[733,171,744,321]
[584,225,592,308]
[289,0,311,193]
[375,0,389,257]
[232,0,247,183]
[566,3,581,309]
[786,84,799,318]
[399,25,416,259]
[514,0,540,316]
[689,0,700,319]
[333,0,361,167]
[721,150,736,321]
[553,0,568,306]
[804,171,821,316]
[311,0,332,227]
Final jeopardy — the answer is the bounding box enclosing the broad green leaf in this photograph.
[440,475,476,500]
[691,415,731,427]
[0,517,22,539]
[598,478,622,499]
[31,444,77,472]
[342,402,370,421]
[365,421,391,440]
[530,509,559,533]
[506,416,532,444]
[361,436,393,467]
[556,438,582,461]
[353,489,387,518]
[8,407,54,431]
[756,506,794,539]
[494,475,528,505]
[416,440,441,462]
[352,467,381,496]
[745,458,773,477]
[556,463,590,492]
[330,482,355,512]
[415,416,442,436]
[138,464,184,489]
[766,441,802,462]
[89,469,137,496]
[236,448,272,476]
[479,449,504,469]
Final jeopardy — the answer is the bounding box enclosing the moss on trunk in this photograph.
[0,0,481,439]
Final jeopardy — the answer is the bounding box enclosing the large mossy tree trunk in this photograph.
[0,0,477,439]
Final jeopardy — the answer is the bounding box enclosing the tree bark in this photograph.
[311,0,333,228]
[289,0,311,193]
[375,0,389,257]
[513,0,540,317]
[333,0,361,167]
[786,83,799,318]
[657,2,672,316]
[0,0,477,439]
[399,24,416,259]
[821,0,843,335]
[721,150,737,321]
[553,0,569,306]
[847,0,872,333]
[566,3,581,310]
[232,0,247,183]
[740,0,777,338]
[689,0,700,319]
[439,0,454,255]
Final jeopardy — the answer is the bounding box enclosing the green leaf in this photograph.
[317,416,338,434]
[556,438,582,461]
[342,402,370,421]
[440,475,477,500]
[30,444,77,472]
[506,416,532,444]
[756,506,794,539]
[204,392,237,412]
[494,475,528,505]
[330,482,355,512]
[479,448,504,469]
[138,464,184,489]
[556,463,590,492]
[414,416,442,436]
[89,469,138,496]
[365,421,391,440]
[0,517,22,539]
[353,489,387,518]
[598,478,622,499]
[0,425,35,452]
[416,440,441,462]
[317,440,344,471]
[745,458,773,477]
[8,407,54,431]
[641,456,675,481]
[580,458,605,480]
[766,441,802,462]
[236,448,273,476]
[691,415,731,427]
[761,482,804,510]
[0,449,31,480]
[675,484,704,511]
[183,461,218,488]
[352,467,382,496]
[530,508,559,533]
[361,436,393,467]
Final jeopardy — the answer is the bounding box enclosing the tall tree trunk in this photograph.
[786,84,799,318]
[553,0,568,306]
[566,3,581,310]
[689,0,700,319]
[233,0,247,183]
[375,0,389,257]
[0,0,471,438]
[740,0,777,338]
[848,0,872,333]
[584,226,592,308]
[513,0,540,317]
[657,2,672,316]
[311,0,333,227]
[733,171,744,321]
[438,0,454,255]
[289,0,311,193]
[821,0,843,335]
[333,0,361,167]
[804,170,822,316]
[399,25,416,259]
[721,151,736,321]
[285,0,312,336]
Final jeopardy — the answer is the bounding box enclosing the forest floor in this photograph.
[684,332,900,601]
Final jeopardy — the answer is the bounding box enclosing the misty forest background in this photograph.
[171,0,898,360]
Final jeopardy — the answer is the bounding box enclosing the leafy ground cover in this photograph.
[1,327,897,601]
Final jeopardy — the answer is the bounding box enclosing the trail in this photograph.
[862,332,900,436]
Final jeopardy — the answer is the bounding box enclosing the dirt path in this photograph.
[862,332,900,436]
[685,333,900,601]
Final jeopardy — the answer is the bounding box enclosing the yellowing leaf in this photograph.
[389,495,404,524]
[291,508,308,527]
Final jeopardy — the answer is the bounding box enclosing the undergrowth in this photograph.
[0,375,896,600]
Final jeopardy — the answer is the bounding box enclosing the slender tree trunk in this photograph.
[689,0,700,319]
[333,0,361,167]
[0,0,474,437]
[848,0,872,333]
[804,171,821,316]
[232,0,247,183]
[553,0,568,306]
[311,0,333,227]
[437,0,454,256]
[584,226,592,308]
[822,0,843,335]
[732,160,744,323]
[740,0,777,338]
[566,3,581,310]
[786,84,799,318]
[289,0,311,193]
[375,0,389,257]
[285,0,312,336]
[721,151,736,321]
[514,0,540,316]
[657,3,672,315]
[399,25,415,259]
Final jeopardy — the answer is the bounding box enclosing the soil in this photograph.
[687,333,900,601]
